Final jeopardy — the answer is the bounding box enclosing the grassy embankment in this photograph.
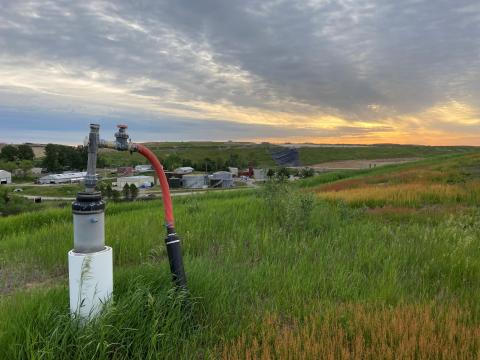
[100,142,477,167]
[0,152,479,358]
[315,153,480,208]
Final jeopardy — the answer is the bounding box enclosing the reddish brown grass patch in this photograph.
[220,304,480,359]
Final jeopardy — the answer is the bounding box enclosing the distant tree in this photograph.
[0,187,31,215]
[17,144,34,161]
[105,183,113,198]
[300,168,315,178]
[215,157,226,171]
[181,158,193,167]
[203,158,216,172]
[267,169,275,179]
[0,145,18,162]
[18,160,33,177]
[129,183,138,200]
[122,184,130,200]
[226,153,240,168]
[96,182,106,197]
[1,188,10,204]
[43,144,94,172]
[276,167,290,181]
[0,161,16,172]
[43,144,60,171]
[111,189,120,202]
[163,154,182,171]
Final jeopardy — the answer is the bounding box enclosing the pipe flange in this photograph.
[72,191,105,213]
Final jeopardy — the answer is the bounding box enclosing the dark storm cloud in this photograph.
[0,0,479,142]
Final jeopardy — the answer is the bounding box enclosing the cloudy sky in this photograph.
[1,0,479,145]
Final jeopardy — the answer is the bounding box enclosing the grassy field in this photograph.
[6,184,82,197]
[0,153,480,358]
[99,142,477,168]
[316,153,480,208]
[100,142,275,168]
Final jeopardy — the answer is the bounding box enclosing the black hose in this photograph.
[165,226,187,288]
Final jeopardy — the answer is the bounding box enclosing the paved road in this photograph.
[18,186,252,201]
[21,195,75,201]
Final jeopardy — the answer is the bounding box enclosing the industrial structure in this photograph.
[0,170,12,184]
[253,168,268,181]
[210,171,234,188]
[174,166,194,175]
[228,167,238,176]
[69,124,186,320]
[117,166,134,177]
[135,164,153,173]
[182,174,208,188]
[39,171,87,184]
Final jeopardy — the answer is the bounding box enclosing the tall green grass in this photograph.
[1,176,480,358]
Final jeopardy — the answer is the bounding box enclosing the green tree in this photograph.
[129,183,138,200]
[111,189,120,201]
[276,167,290,181]
[17,160,33,178]
[0,161,16,172]
[300,167,315,178]
[1,188,10,204]
[0,145,18,162]
[267,168,275,179]
[43,144,60,172]
[181,158,193,167]
[226,153,240,168]
[43,144,93,171]
[203,158,216,172]
[105,183,113,199]
[215,157,226,171]
[17,144,34,161]
[96,182,106,197]
[122,184,130,200]
[163,154,182,171]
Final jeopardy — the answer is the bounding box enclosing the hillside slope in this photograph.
[0,154,479,358]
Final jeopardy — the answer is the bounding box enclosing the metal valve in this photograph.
[114,124,130,151]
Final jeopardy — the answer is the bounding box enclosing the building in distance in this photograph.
[0,170,12,184]
[38,172,87,184]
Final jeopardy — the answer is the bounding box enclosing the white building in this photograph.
[30,167,43,175]
[135,164,153,173]
[117,175,154,189]
[0,170,12,184]
[38,172,87,184]
[253,168,268,181]
[174,166,194,175]
[228,167,238,176]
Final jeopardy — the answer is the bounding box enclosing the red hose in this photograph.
[135,144,175,226]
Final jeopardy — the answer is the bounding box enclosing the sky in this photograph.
[1,0,479,145]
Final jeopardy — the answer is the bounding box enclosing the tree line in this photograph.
[0,144,35,162]
[42,144,105,172]
[160,153,251,172]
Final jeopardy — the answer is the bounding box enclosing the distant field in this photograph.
[100,142,274,168]
[99,142,478,168]
[1,153,480,358]
[6,184,82,197]
[315,153,480,208]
